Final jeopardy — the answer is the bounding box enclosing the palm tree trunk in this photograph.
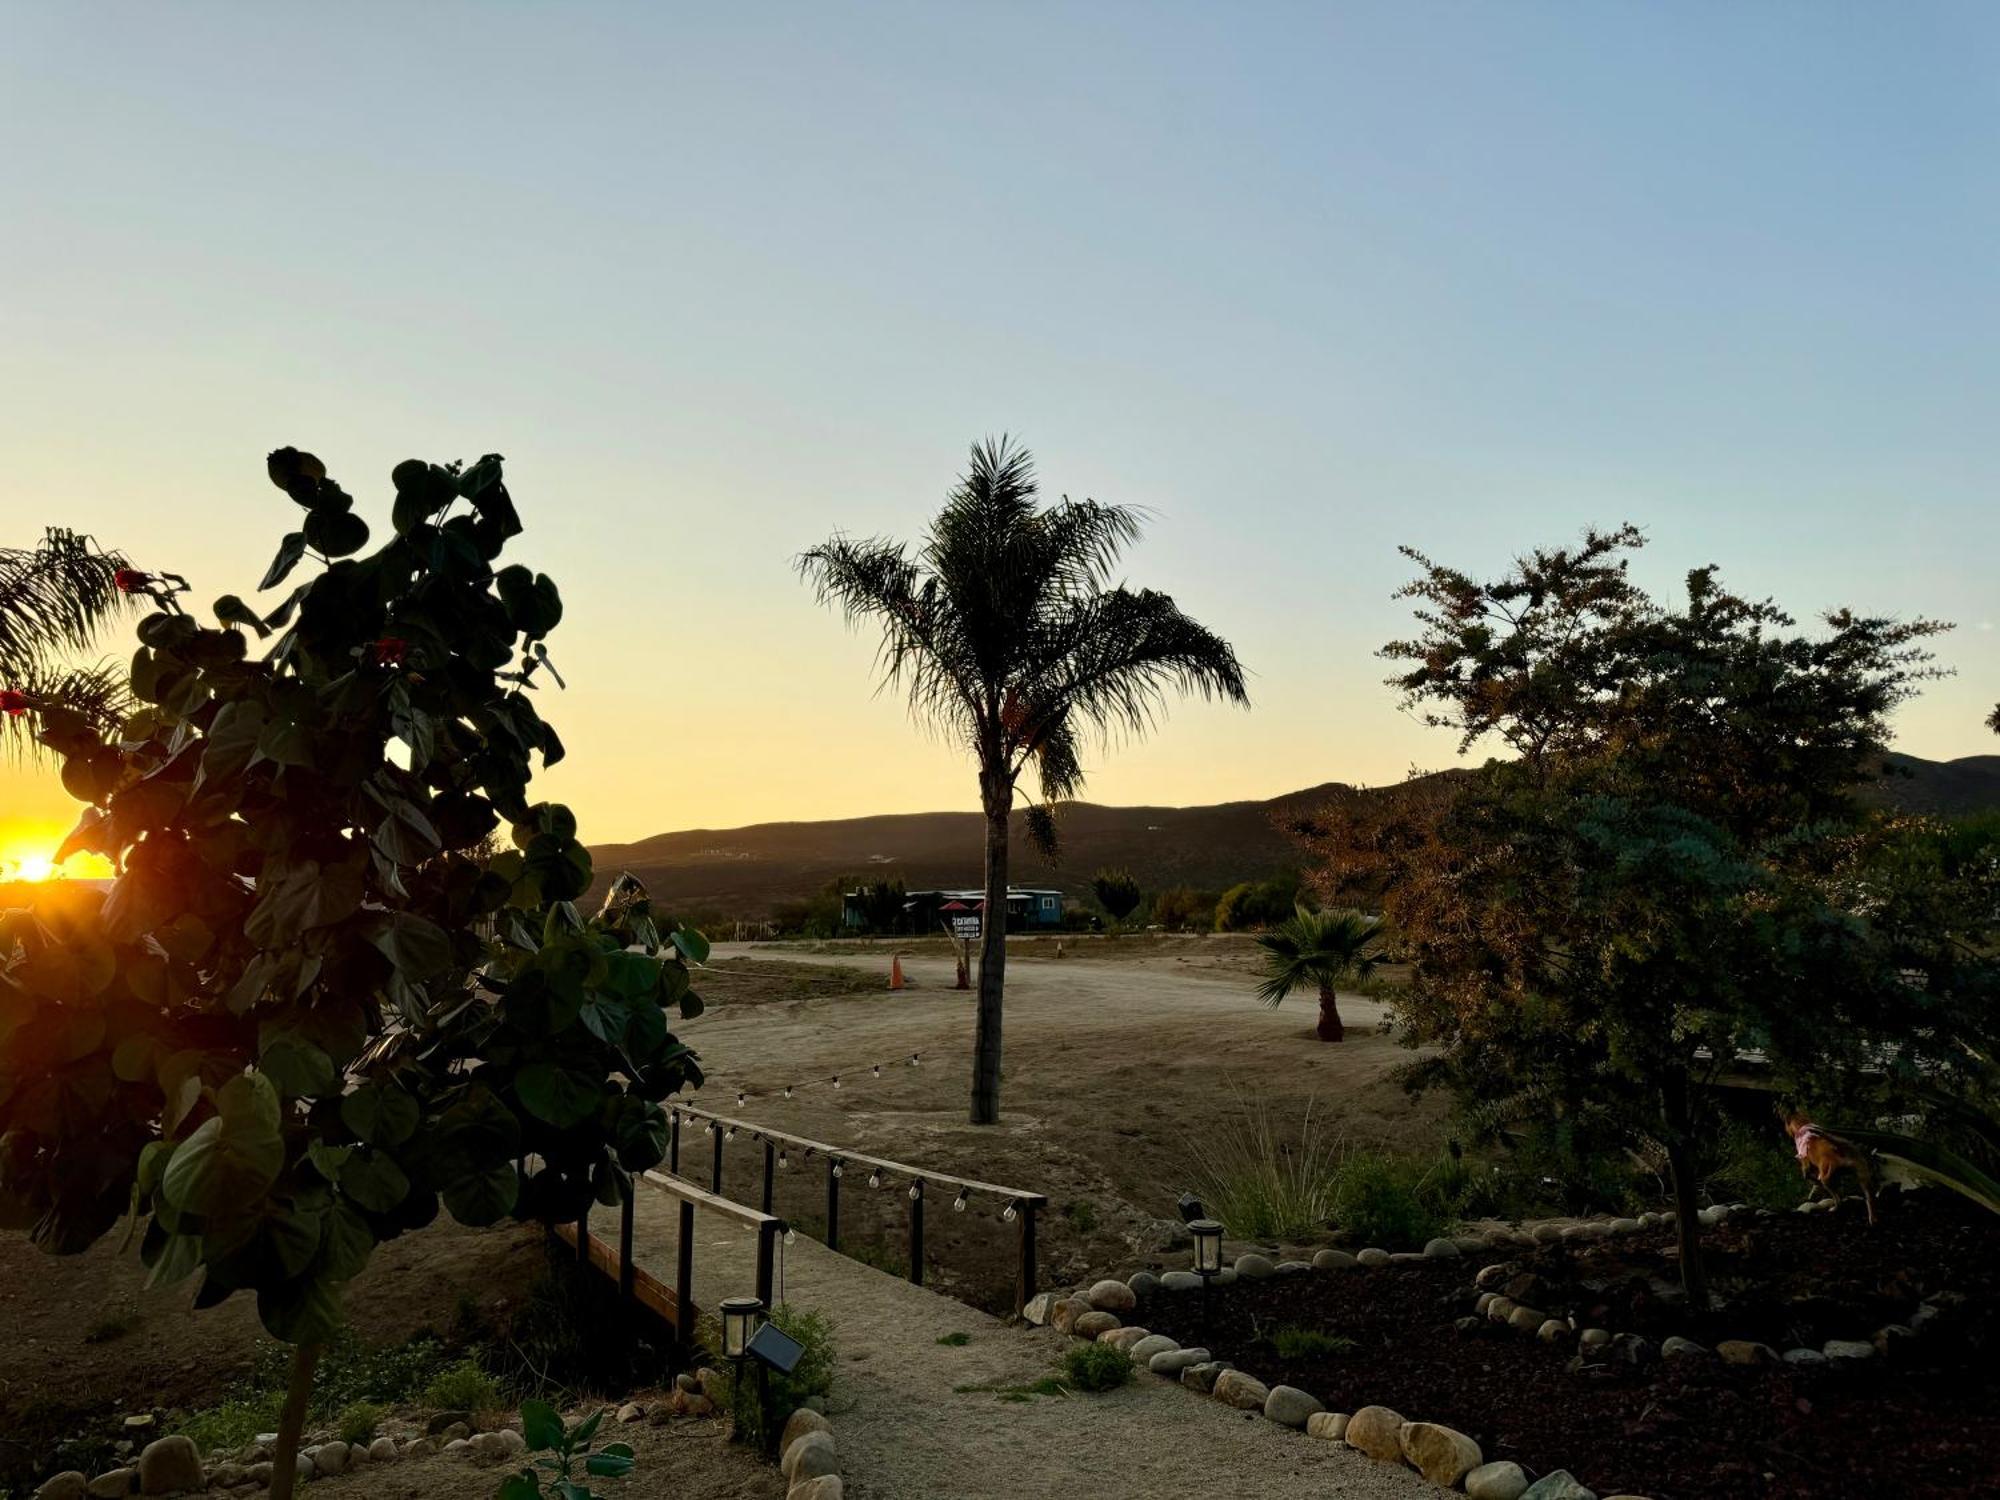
[1316,979,1344,1043]
[972,780,1009,1125]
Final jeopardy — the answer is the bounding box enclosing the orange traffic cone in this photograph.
[889,954,906,991]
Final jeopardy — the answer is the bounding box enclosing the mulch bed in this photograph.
[1140,1192,2000,1499]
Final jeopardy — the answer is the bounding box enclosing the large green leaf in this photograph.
[367,911,454,980]
[1842,1128,2000,1215]
[257,1272,347,1344]
[339,1150,412,1214]
[515,1063,601,1128]
[316,1202,376,1282]
[340,1081,420,1148]
[245,859,364,947]
[258,531,308,591]
[160,1073,284,1216]
[441,1160,518,1227]
[260,1033,337,1099]
[520,1398,564,1453]
[374,799,442,866]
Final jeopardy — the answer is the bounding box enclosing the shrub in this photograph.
[720,1304,836,1450]
[1266,1324,1356,1360]
[1062,1342,1133,1392]
[177,1394,284,1457]
[1700,1117,1807,1211]
[1181,1096,1342,1241]
[1329,1151,1446,1248]
[336,1402,382,1447]
[423,1362,501,1413]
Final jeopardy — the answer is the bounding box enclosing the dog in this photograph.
[1784,1113,1878,1225]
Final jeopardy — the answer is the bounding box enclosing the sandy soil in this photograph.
[680,937,1439,1308]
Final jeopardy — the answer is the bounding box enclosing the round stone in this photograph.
[1212,1370,1271,1410]
[1355,1247,1392,1267]
[1149,1346,1209,1375]
[1086,1278,1138,1312]
[1343,1405,1406,1462]
[1422,1237,1462,1258]
[1305,1411,1349,1441]
[1312,1249,1358,1270]
[1262,1385,1323,1428]
[1466,1460,1531,1500]
[1661,1336,1709,1359]
[1127,1334,1178,1364]
[1233,1253,1277,1279]
[1536,1319,1569,1343]
[1400,1421,1483,1486]
[1072,1310,1122,1339]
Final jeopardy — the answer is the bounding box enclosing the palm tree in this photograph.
[1,528,137,756]
[1254,905,1384,1043]
[800,438,1248,1123]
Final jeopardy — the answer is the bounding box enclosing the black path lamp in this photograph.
[719,1296,766,1444]
[1190,1218,1224,1335]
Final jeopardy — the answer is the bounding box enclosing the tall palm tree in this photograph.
[1254,905,1384,1043]
[0,528,136,756]
[800,439,1248,1123]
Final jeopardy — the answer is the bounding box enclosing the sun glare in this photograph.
[0,827,115,884]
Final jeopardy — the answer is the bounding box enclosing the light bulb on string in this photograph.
[868,1169,882,1190]
[910,1054,920,1066]
[777,1149,788,1169]
[953,1189,969,1213]
[871,1064,881,1078]
[831,1161,844,1179]
[784,1227,797,1246]
[735,1091,746,1107]
[908,1181,922,1201]
[725,1127,736,1141]
[1003,1202,1018,1223]
[831,1075,840,1090]
[783,1085,793,1099]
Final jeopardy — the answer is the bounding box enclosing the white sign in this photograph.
[950,914,982,941]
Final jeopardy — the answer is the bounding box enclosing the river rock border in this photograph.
[1026,1224,1680,1500]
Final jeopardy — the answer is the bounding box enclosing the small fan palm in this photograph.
[1255,905,1384,1043]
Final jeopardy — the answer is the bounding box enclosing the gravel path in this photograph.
[628,1183,1434,1500]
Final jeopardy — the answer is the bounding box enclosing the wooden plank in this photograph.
[672,1104,1048,1207]
[640,1168,787,1230]
[551,1221,690,1333]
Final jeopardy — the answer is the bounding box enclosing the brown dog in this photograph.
[1784,1113,1878,1225]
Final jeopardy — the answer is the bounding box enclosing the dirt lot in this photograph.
[682,936,1438,1308]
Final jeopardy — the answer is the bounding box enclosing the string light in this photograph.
[1003,1202,1018,1223]
[910,1053,920,1066]
[706,1047,925,1107]
[868,1169,882,1190]
[953,1189,969,1212]
[831,1161,843,1179]
[725,1126,736,1141]
[908,1181,922,1201]
[783,1085,792,1099]
[831,1075,841,1089]
[871,1065,881,1078]
[784,1227,797,1246]
[736,1091,746,1107]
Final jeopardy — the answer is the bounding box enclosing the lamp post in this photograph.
[1190,1218,1224,1338]
[719,1296,766,1444]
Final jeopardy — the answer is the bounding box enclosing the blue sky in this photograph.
[3,2,1994,844]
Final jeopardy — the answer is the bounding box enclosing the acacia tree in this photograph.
[1090,868,1141,929]
[0,450,705,1498]
[799,439,1247,1123]
[1298,526,1945,1307]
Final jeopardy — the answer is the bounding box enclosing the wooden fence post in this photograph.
[1016,1199,1039,1314]
[826,1158,841,1253]
[675,1199,696,1341]
[908,1180,925,1288]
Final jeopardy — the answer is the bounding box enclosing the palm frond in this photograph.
[0,529,132,677]
[0,659,131,760]
[1254,906,1384,1008]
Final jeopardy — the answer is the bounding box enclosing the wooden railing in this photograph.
[556,1168,785,1341]
[666,1101,1049,1313]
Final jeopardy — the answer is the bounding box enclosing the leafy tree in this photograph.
[850,875,909,934]
[1298,525,1946,1307]
[0,449,705,1497]
[799,438,1247,1122]
[1089,868,1141,928]
[0,528,146,756]
[1213,872,1303,931]
[1253,905,1383,1042]
[1151,885,1216,932]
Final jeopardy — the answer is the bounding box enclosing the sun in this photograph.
[0,824,115,883]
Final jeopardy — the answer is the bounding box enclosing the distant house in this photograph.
[842,886,1065,934]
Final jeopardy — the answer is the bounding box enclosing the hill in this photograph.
[590,751,2000,917]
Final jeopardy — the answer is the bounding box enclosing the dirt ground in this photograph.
[682,936,1438,1308]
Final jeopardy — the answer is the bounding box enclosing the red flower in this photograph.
[372,637,410,667]
[0,689,30,716]
[113,569,149,593]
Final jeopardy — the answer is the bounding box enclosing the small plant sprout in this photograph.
[499,1400,635,1500]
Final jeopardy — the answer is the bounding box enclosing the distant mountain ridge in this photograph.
[589,751,2000,917]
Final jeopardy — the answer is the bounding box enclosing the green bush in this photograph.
[337,1401,382,1447]
[1062,1342,1134,1392]
[720,1304,836,1450]
[177,1394,284,1457]
[1329,1151,1446,1248]
[423,1361,502,1413]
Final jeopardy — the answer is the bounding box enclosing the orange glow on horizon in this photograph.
[0,822,115,884]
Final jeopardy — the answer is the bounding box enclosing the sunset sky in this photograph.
[3,3,1996,868]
